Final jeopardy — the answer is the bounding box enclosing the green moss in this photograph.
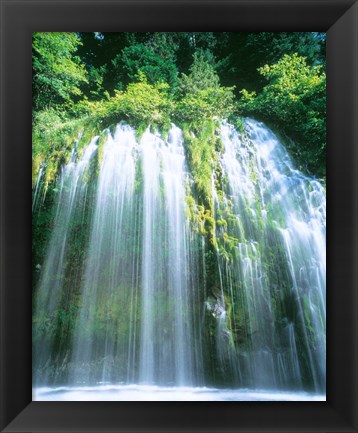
[181,119,221,247]
[236,116,245,136]
[160,121,172,142]
[97,130,108,169]
[135,122,148,142]
[32,114,111,193]
[228,113,246,136]
[216,219,227,228]
[249,157,258,185]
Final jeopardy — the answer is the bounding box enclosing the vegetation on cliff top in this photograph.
[33,32,326,183]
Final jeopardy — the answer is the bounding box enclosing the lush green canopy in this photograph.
[32,31,326,180]
[32,32,88,112]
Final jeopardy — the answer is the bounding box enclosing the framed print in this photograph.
[1,0,357,432]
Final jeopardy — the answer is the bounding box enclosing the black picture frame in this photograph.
[1,0,357,432]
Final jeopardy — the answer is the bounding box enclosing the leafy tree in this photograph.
[114,72,174,127]
[78,32,150,93]
[176,50,235,123]
[178,50,219,95]
[73,71,174,131]
[112,43,179,91]
[238,53,326,177]
[32,32,88,112]
[86,64,107,99]
[244,32,325,67]
[32,32,326,179]
[146,32,179,61]
[212,32,325,94]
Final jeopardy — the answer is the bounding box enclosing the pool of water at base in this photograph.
[33,384,326,401]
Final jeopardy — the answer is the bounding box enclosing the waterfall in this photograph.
[70,124,139,384]
[139,125,197,385]
[212,119,326,391]
[32,163,46,214]
[66,124,202,386]
[33,118,326,398]
[33,137,98,383]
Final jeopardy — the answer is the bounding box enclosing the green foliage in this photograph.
[32,33,326,181]
[73,72,174,133]
[147,32,180,61]
[213,32,325,94]
[115,73,174,128]
[32,109,102,187]
[238,53,326,177]
[32,109,63,183]
[176,51,235,123]
[228,113,245,136]
[114,43,179,91]
[178,50,220,94]
[177,87,235,123]
[86,64,107,99]
[244,32,325,68]
[32,72,175,188]
[182,119,220,247]
[183,120,216,205]
[33,32,88,112]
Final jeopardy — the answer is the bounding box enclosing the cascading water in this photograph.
[32,162,46,214]
[70,124,139,384]
[212,119,326,391]
[33,137,98,384]
[139,125,199,385]
[33,118,326,400]
[67,124,202,386]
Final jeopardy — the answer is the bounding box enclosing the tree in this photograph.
[178,50,219,95]
[211,32,325,95]
[176,50,235,123]
[32,32,88,112]
[244,32,325,67]
[238,53,326,177]
[111,43,179,92]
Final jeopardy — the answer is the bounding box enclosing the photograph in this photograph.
[31,32,327,402]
